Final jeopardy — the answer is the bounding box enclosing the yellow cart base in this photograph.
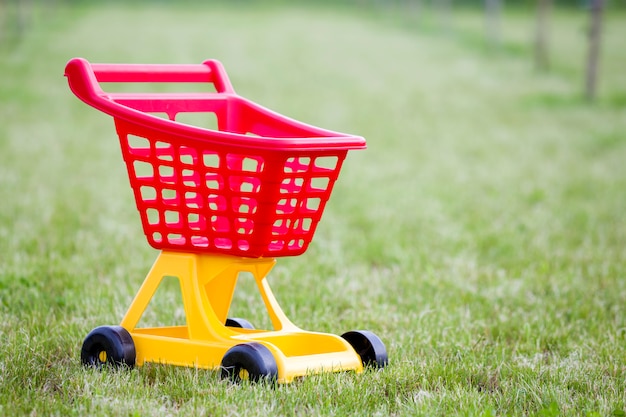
[80,251,387,383]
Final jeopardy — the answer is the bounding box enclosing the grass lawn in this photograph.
[1,2,625,416]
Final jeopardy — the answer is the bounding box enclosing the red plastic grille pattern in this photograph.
[116,123,346,257]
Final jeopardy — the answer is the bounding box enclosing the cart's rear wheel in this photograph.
[220,343,277,383]
[225,317,255,329]
[341,330,388,369]
[81,325,135,369]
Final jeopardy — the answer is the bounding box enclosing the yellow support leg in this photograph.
[116,250,365,382]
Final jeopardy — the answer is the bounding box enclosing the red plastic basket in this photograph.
[65,58,366,257]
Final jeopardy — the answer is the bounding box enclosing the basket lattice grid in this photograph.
[116,120,347,258]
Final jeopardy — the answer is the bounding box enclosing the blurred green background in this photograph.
[1,0,625,416]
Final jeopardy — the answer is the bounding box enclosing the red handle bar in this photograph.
[65,57,234,97]
[90,61,235,93]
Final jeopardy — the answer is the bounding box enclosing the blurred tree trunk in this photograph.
[408,0,422,26]
[585,0,604,102]
[534,0,552,71]
[0,0,5,46]
[484,0,501,49]
[437,0,453,35]
[17,0,29,39]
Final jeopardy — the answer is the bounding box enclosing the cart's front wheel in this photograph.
[225,317,255,329]
[341,330,388,369]
[220,343,277,383]
[81,325,136,369]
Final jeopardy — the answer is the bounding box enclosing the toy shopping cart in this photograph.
[65,57,387,383]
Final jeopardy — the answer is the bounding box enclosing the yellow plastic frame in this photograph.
[119,251,363,383]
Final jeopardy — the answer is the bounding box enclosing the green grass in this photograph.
[1,2,625,416]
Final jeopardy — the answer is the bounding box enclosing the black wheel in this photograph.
[225,317,255,329]
[81,325,136,369]
[341,330,388,369]
[220,343,278,383]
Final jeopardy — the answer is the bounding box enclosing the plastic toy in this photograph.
[64,57,387,383]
